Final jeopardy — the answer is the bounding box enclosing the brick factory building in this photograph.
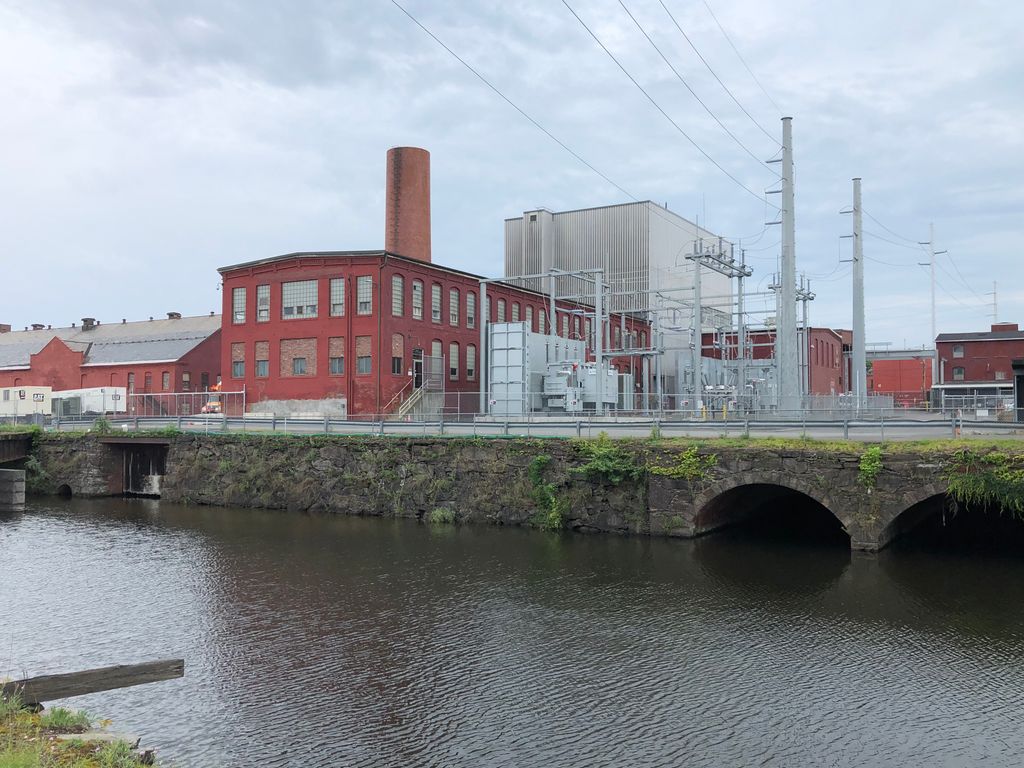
[866,355,933,408]
[933,322,1024,408]
[218,147,650,417]
[0,314,222,398]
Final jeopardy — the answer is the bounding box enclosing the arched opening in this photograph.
[56,484,72,498]
[696,483,849,547]
[885,493,1024,554]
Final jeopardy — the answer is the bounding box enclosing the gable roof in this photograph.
[0,315,220,370]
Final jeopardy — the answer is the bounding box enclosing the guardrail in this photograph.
[45,412,1024,442]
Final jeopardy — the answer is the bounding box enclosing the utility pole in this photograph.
[691,239,703,413]
[777,117,799,412]
[918,223,946,386]
[989,281,998,322]
[852,177,866,408]
[736,248,747,410]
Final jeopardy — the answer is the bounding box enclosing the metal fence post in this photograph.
[324,415,330,435]
[880,412,885,441]
[843,419,849,440]
[576,420,582,438]
[743,419,749,438]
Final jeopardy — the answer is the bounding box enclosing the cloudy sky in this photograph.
[2,0,1021,347]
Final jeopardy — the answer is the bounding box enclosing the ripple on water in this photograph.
[2,499,1024,767]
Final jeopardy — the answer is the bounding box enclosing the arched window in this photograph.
[538,310,546,335]
[525,305,534,330]
[449,342,459,380]
[511,302,520,322]
[467,292,477,329]
[431,284,442,322]
[449,288,460,326]
[497,299,506,322]
[412,280,424,320]
[614,327,622,349]
[467,344,477,380]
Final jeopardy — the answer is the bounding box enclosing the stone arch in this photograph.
[56,484,73,498]
[693,472,849,541]
[876,481,949,550]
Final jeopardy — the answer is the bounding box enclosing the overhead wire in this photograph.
[561,0,780,208]
[657,0,779,144]
[701,0,782,115]
[616,0,778,173]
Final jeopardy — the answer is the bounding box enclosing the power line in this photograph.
[657,0,779,144]
[862,208,920,244]
[561,0,779,208]
[701,0,782,115]
[617,0,778,172]
[863,229,928,252]
[388,0,748,243]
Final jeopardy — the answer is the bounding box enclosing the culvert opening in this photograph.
[697,483,849,547]
[888,494,1024,555]
[56,484,72,498]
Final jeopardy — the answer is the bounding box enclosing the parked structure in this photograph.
[933,322,1024,410]
[0,315,222,413]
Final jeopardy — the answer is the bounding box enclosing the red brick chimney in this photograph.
[385,147,431,262]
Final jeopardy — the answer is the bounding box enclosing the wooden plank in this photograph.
[1,659,184,706]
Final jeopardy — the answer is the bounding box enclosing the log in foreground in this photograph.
[1,659,184,706]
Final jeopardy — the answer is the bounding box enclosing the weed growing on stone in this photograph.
[427,508,456,525]
[946,449,1024,517]
[572,433,645,485]
[649,445,717,481]
[528,455,567,531]
[858,446,883,489]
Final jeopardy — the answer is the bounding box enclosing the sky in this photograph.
[1,0,1021,348]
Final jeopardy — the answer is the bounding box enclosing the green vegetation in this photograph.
[571,433,645,485]
[427,508,456,525]
[946,449,1024,517]
[527,454,567,531]
[649,445,717,481]
[0,695,150,767]
[858,445,883,489]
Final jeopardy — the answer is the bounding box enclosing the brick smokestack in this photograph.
[385,147,431,262]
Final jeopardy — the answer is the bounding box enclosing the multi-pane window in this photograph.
[486,296,491,321]
[526,306,533,330]
[511,303,520,322]
[292,358,307,375]
[232,361,244,378]
[330,278,345,317]
[162,371,170,391]
[329,337,344,376]
[467,344,476,380]
[231,342,245,378]
[497,299,506,323]
[574,317,581,340]
[255,341,269,378]
[356,336,372,374]
[449,288,459,326]
[391,334,404,376]
[614,327,621,349]
[392,275,404,316]
[256,360,269,378]
[357,276,372,315]
[538,310,546,335]
[182,372,191,390]
[232,287,246,323]
[431,284,442,322]
[562,315,569,338]
[953,366,965,381]
[127,373,135,392]
[467,292,476,328]
[431,340,443,362]
[449,342,459,380]
[144,372,152,391]
[256,284,270,322]
[282,280,318,319]
[953,344,964,358]
[412,280,424,320]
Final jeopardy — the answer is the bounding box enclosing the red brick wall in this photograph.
[385,147,431,263]
[869,358,932,405]
[936,338,1024,383]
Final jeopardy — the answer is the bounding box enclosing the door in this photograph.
[412,348,424,389]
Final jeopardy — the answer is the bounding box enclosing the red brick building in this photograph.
[933,322,1024,406]
[218,250,649,416]
[702,326,849,396]
[866,356,933,407]
[0,314,222,397]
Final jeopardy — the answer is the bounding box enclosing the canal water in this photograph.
[2,498,1023,767]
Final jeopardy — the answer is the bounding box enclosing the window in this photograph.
[292,357,307,375]
[538,310,546,335]
[574,316,581,340]
[232,361,244,378]
[356,336,372,374]
[256,284,270,322]
[431,284,442,322]
[526,306,533,330]
[449,288,459,326]
[391,334,404,376]
[497,299,506,322]
[511,302,520,322]
[614,326,621,349]
[163,371,171,391]
[953,366,965,381]
[231,342,245,379]
[412,280,424,320]
[996,370,1007,380]
[330,278,345,317]
[127,372,135,392]
[391,275,404,316]
[282,280,318,319]
[281,338,316,377]
[357,276,372,315]
[467,292,476,328]
[562,315,569,338]
[182,372,191,391]
[449,342,459,380]
[467,344,477,380]
[953,344,964,358]
[256,360,269,378]
[200,372,208,390]
[255,341,269,378]
[586,319,593,350]
[329,337,345,376]
[232,287,246,323]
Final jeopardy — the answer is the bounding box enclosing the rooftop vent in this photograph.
[30,323,45,331]
[81,317,96,331]
[167,312,182,320]
[0,324,10,334]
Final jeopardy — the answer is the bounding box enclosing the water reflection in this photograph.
[1,499,1023,767]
